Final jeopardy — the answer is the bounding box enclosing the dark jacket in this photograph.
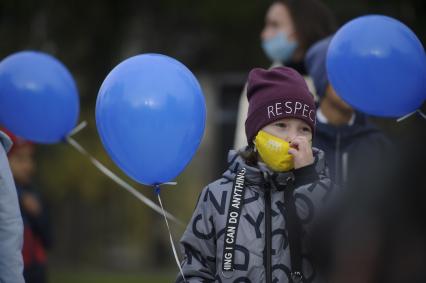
[313,112,391,186]
[176,148,335,282]
[16,185,51,283]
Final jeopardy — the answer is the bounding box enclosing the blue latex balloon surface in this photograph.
[0,51,79,143]
[96,54,206,186]
[327,15,426,117]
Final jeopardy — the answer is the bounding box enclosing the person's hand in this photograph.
[288,136,314,169]
[21,192,41,216]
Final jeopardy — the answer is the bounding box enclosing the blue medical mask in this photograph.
[261,31,298,63]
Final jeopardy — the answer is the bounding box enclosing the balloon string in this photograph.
[417,110,426,120]
[65,134,184,227]
[68,121,88,137]
[156,188,187,283]
[397,110,426,122]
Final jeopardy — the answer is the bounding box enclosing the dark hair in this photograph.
[276,0,337,56]
[238,145,259,167]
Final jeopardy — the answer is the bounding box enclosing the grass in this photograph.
[49,270,176,283]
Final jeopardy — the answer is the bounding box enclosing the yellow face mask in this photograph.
[254,130,294,172]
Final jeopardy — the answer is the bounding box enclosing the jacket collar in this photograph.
[315,110,382,141]
[223,148,326,191]
[317,108,356,126]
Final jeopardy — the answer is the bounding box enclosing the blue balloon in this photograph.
[327,15,426,117]
[0,51,79,143]
[96,54,206,186]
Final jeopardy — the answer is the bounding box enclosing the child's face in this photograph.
[326,84,353,112]
[9,145,35,186]
[261,2,296,44]
[262,118,312,144]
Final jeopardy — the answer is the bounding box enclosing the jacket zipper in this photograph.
[342,151,348,184]
[264,182,272,283]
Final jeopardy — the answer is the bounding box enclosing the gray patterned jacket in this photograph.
[177,148,333,283]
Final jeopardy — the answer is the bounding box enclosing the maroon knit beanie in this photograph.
[245,66,316,144]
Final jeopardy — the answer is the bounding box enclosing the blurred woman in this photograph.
[234,0,337,150]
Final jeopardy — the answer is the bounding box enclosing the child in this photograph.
[4,129,51,283]
[177,67,333,283]
[305,36,391,186]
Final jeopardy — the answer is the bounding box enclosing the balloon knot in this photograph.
[154,185,161,195]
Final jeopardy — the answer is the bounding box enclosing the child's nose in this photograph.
[285,129,298,142]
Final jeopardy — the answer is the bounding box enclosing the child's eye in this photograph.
[274,122,286,128]
[301,127,311,133]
